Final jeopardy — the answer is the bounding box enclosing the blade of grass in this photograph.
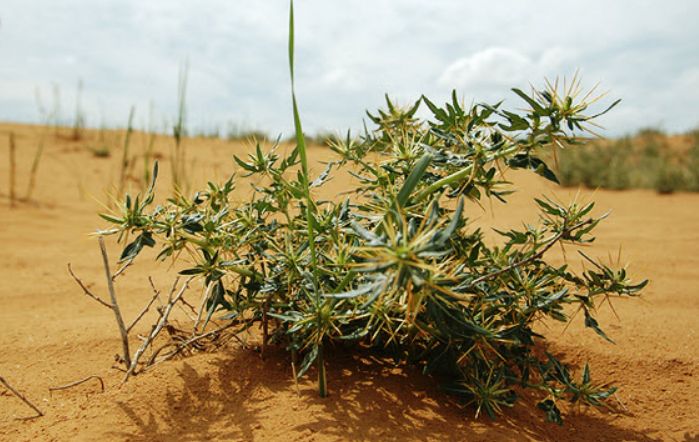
[118,106,136,196]
[288,0,327,398]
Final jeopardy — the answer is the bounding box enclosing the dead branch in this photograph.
[112,258,135,281]
[0,374,44,418]
[67,263,113,309]
[148,276,165,309]
[179,295,198,315]
[192,281,214,335]
[145,322,241,369]
[98,236,132,368]
[49,376,105,395]
[123,277,192,383]
[126,283,161,334]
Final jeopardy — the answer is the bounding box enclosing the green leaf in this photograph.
[297,345,319,378]
[537,399,563,425]
[119,232,155,262]
[397,154,433,207]
[508,154,559,184]
[584,309,614,343]
[511,88,546,114]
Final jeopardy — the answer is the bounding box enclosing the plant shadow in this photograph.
[112,346,664,441]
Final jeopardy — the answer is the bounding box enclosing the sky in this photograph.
[1,0,698,138]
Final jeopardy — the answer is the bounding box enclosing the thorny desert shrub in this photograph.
[95,1,646,425]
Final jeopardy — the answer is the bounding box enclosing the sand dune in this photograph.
[0,123,697,441]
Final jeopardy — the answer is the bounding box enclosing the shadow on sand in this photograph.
[112,346,665,441]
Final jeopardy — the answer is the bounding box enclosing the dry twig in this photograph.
[147,322,239,368]
[0,374,44,418]
[192,281,214,335]
[67,263,113,309]
[123,277,192,383]
[49,376,105,395]
[112,258,135,281]
[126,281,161,333]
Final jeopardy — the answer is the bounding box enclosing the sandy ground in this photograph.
[0,123,697,441]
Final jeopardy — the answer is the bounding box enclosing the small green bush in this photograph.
[87,145,111,158]
[654,162,685,194]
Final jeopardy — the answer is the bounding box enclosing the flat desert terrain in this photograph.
[0,123,697,441]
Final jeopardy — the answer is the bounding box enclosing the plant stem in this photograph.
[98,237,131,368]
[413,145,519,203]
[25,131,45,201]
[172,62,189,192]
[118,107,135,196]
[8,132,16,208]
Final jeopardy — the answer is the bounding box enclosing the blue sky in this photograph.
[1,0,697,137]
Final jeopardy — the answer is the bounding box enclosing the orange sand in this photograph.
[0,123,697,441]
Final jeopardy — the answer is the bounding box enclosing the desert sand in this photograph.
[0,123,697,441]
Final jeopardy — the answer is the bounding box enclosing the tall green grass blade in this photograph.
[118,106,136,196]
[288,0,326,398]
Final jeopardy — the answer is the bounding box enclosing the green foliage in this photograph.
[226,123,270,143]
[172,62,189,191]
[95,1,645,425]
[556,128,699,193]
[87,145,111,158]
[687,132,699,191]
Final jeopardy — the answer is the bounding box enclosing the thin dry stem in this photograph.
[147,322,239,368]
[112,258,135,281]
[67,263,113,309]
[0,374,44,418]
[123,277,192,383]
[49,376,105,395]
[9,132,17,208]
[98,236,131,368]
[192,281,214,335]
[126,284,162,334]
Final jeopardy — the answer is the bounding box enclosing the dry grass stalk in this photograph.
[8,132,16,208]
[24,132,45,201]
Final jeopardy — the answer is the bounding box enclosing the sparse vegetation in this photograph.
[226,122,269,143]
[556,128,699,193]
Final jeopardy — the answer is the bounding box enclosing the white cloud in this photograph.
[0,0,697,136]
[437,47,577,98]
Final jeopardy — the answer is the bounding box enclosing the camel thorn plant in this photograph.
[88,1,646,424]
